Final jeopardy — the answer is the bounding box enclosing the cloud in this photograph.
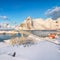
[0,16,8,20]
[45,6,60,19]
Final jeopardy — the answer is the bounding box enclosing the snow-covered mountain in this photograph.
[19,16,60,30]
[0,16,60,30]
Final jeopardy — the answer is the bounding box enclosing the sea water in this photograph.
[0,30,59,42]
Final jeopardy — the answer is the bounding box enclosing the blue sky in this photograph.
[0,0,60,25]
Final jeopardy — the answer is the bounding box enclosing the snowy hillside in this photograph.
[0,37,60,60]
[20,17,60,30]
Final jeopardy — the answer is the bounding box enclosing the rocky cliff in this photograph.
[19,16,60,30]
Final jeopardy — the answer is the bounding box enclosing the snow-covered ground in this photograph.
[0,37,60,60]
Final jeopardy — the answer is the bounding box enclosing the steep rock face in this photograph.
[25,16,33,30]
[20,16,34,30]
[20,17,60,30]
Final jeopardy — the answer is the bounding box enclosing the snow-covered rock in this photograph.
[20,17,60,30]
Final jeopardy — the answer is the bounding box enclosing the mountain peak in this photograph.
[26,16,31,20]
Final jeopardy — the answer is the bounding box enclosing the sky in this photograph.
[0,0,60,25]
